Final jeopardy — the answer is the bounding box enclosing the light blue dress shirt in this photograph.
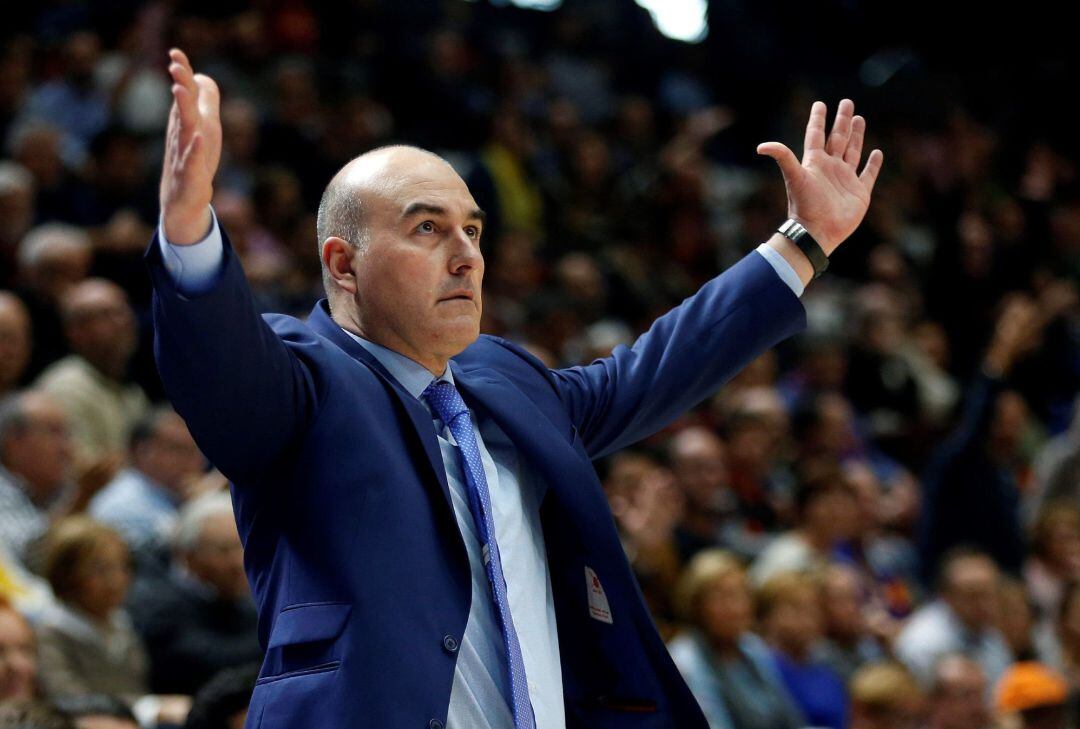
[157,213,803,728]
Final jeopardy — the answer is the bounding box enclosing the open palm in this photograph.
[159,48,222,245]
[758,99,883,255]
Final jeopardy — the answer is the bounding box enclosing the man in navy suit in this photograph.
[151,49,882,729]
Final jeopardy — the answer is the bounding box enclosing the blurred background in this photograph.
[1,1,1080,728]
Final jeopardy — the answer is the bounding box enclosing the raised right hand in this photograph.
[159,48,221,244]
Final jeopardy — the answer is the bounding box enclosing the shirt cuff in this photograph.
[755,243,805,298]
[157,208,225,296]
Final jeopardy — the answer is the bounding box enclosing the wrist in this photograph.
[162,205,213,245]
[777,219,829,281]
[790,216,839,255]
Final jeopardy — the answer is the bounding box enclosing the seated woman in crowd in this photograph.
[33,517,189,726]
[667,549,803,729]
[34,516,147,703]
[758,569,848,729]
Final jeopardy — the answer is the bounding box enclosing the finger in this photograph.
[826,98,855,157]
[194,74,220,120]
[804,101,827,154]
[844,115,865,168]
[758,142,802,184]
[860,149,884,192]
[169,48,194,76]
[172,82,199,142]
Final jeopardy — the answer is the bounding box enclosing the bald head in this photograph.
[316,146,458,259]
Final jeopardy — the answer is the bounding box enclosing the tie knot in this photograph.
[422,379,469,425]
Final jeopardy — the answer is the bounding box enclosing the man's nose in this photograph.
[449,229,483,272]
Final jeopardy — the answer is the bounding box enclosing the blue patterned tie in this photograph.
[422,379,537,729]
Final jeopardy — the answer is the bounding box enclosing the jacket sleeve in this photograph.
[145,228,325,483]
[550,252,806,459]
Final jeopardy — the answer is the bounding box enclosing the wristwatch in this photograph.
[777,219,829,280]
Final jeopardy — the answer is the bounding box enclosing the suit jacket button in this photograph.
[428,720,444,729]
[442,635,459,653]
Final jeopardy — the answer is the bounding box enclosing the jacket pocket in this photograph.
[262,601,351,681]
[267,601,352,649]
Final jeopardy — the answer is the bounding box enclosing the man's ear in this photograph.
[322,237,358,294]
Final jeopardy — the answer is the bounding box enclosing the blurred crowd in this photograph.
[2,1,1080,728]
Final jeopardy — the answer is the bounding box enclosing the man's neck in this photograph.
[332,311,448,377]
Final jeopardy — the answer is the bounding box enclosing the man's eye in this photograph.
[418,221,436,234]
[465,226,480,239]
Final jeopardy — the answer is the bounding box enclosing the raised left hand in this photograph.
[758,99,883,255]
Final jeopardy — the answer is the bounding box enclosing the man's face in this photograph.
[2,393,74,499]
[670,430,727,511]
[186,513,248,600]
[942,556,999,631]
[136,414,204,493]
[343,152,485,371]
[65,281,137,374]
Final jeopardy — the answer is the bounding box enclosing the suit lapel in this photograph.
[449,362,619,546]
[306,301,453,512]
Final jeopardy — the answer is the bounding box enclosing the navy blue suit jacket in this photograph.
[146,231,805,729]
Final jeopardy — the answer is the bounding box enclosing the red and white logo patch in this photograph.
[585,566,613,624]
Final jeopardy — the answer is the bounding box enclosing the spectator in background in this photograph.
[604,451,683,631]
[16,31,109,168]
[750,463,859,586]
[181,663,260,729]
[667,427,737,564]
[128,493,260,696]
[757,570,848,729]
[848,661,923,729]
[719,402,794,557]
[13,224,92,381]
[926,654,998,729]
[0,391,77,564]
[0,595,37,702]
[843,289,921,461]
[816,563,887,682]
[998,576,1038,661]
[89,407,204,569]
[920,295,1047,582]
[34,279,148,470]
[33,518,190,726]
[667,550,803,729]
[52,695,138,729]
[1040,582,1080,692]
[1025,502,1080,626]
[34,517,147,703]
[0,293,30,397]
[896,548,1013,687]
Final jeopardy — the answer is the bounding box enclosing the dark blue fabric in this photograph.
[770,651,848,729]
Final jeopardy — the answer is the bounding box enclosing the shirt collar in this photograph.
[341,329,454,399]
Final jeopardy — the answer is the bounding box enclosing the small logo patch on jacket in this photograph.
[585,566,613,624]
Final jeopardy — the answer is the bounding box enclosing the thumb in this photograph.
[757,142,802,184]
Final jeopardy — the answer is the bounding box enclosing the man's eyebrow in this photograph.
[401,202,447,219]
[401,203,487,226]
